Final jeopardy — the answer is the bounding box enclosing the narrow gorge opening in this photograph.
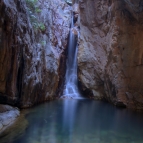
[62,14,81,98]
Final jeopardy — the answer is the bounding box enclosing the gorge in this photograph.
[1,0,143,142]
[62,14,81,98]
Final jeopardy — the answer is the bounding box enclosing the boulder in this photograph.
[0,104,20,133]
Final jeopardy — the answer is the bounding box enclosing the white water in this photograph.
[63,15,81,98]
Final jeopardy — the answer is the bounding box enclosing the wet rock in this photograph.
[71,27,79,36]
[115,101,127,108]
[73,3,79,14]
[78,0,143,109]
[66,0,72,6]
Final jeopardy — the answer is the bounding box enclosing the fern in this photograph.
[26,0,46,32]
[38,23,45,32]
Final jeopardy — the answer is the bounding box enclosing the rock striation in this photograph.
[78,0,143,109]
[0,0,71,108]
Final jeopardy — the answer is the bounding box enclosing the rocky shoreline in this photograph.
[0,105,20,134]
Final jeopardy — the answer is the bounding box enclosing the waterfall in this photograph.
[62,14,81,98]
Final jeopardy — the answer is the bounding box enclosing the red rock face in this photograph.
[0,0,71,108]
[78,0,143,109]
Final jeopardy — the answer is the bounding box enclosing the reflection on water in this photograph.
[1,99,143,143]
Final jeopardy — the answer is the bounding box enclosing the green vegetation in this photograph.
[32,22,45,32]
[41,40,46,46]
[26,0,45,32]
[26,0,40,14]
[38,23,46,32]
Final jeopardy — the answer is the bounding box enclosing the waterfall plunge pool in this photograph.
[1,99,143,143]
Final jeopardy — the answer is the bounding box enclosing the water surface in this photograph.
[1,99,143,143]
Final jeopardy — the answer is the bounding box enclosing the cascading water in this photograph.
[62,14,81,142]
[62,14,81,98]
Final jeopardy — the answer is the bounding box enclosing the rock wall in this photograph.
[0,0,71,108]
[78,0,143,109]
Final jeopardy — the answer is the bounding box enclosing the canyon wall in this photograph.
[78,0,143,109]
[1,0,143,110]
[0,0,71,108]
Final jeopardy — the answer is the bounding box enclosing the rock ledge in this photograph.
[0,105,20,134]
